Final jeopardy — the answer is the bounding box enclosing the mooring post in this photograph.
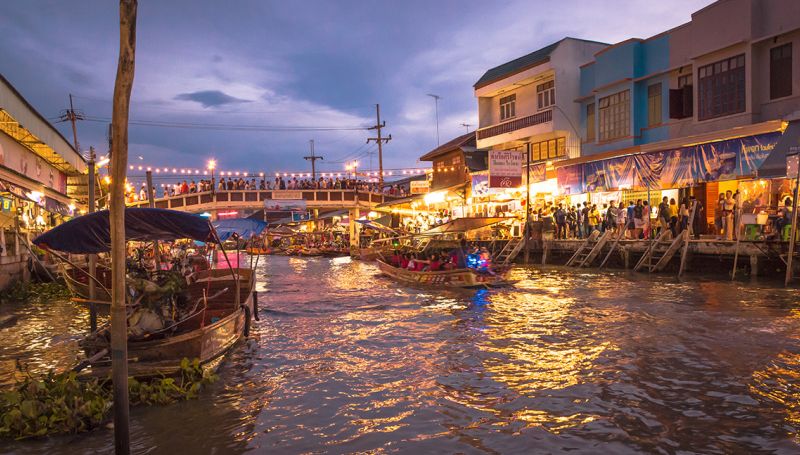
[252,290,259,321]
[541,241,549,265]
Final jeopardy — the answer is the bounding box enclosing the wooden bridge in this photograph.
[127,189,400,215]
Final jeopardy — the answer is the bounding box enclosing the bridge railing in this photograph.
[128,189,401,211]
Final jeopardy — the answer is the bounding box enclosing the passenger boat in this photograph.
[34,208,257,378]
[376,259,511,288]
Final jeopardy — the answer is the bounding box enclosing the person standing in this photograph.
[582,202,591,238]
[723,190,736,241]
[606,201,618,234]
[589,204,601,234]
[642,200,652,239]
[616,201,627,238]
[555,203,567,240]
[658,197,671,236]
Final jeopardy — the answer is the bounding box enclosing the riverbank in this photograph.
[1,257,798,453]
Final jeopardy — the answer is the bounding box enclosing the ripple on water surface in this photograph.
[1,256,799,454]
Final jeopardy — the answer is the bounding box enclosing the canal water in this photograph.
[1,256,799,454]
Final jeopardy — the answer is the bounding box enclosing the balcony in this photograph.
[476,109,552,140]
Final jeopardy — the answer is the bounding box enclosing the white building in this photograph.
[474,38,608,163]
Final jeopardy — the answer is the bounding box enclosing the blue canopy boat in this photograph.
[33,208,255,378]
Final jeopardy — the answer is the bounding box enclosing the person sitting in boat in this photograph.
[440,252,455,270]
[406,253,419,271]
[425,253,441,272]
[414,254,429,272]
[389,250,402,267]
[476,247,493,273]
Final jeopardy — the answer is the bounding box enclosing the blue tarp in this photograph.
[212,218,268,241]
[33,208,212,254]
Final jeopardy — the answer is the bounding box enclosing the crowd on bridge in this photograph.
[127,175,410,202]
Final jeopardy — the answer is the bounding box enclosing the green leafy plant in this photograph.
[0,358,216,439]
[0,281,71,304]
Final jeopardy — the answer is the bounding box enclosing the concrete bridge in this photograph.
[127,188,400,217]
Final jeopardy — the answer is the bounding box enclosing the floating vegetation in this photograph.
[0,358,216,440]
[0,281,71,305]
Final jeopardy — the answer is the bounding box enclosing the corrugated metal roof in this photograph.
[419,132,476,161]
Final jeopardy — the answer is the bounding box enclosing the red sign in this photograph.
[489,150,523,188]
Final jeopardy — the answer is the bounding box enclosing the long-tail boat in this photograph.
[376,258,510,288]
[33,208,256,378]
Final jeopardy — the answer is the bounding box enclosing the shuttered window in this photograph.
[770,43,792,100]
[586,103,596,142]
[647,83,662,126]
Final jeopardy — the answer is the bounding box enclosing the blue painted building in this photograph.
[577,34,671,156]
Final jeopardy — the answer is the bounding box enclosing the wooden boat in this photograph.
[60,262,113,301]
[81,268,255,377]
[376,259,511,288]
[245,246,274,255]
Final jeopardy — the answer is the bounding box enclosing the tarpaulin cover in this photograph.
[567,131,783,194]
[33,208,212,254]
[425,217,509,234]
[213,218,268,241]
[757,124,800,178]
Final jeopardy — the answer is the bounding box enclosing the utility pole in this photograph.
[367,104,391,188]
[58,94,84,151]
[427,94,440,146]
[303,139,323,186]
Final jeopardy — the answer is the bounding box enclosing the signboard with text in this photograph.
[264,199,307,211]
[489,150,523,188]
[271,190,303,200]
[410,180,430,194]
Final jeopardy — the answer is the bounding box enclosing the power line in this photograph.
[80,115,370,132]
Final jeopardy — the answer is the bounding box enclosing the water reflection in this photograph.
[0,258,798,453]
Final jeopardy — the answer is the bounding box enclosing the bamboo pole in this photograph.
[109,1,137,453]
[785,165,800,286]
[88,148,97,332]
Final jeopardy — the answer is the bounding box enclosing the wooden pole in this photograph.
[88,148,97,332]
[109,1,136,453]
[785,164,800,287]
[524,143,531,264]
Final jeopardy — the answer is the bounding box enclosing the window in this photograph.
[530,137,567,161]
[598,90,630,141]
[770,43,792,100]
[671,74,693,119]
[586,103,596,142]
[499,94,516,121]
[537,80,555,110]
[647,83,662,127]
[698,54,745,120]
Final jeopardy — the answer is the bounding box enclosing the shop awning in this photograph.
[375,193,424,208]
[758,120,800,178]
[424,216,511,234]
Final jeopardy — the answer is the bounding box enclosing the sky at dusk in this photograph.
[1,0,714,177]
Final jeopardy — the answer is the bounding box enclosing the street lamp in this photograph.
[427,94,441,146]
[207,159,216,195]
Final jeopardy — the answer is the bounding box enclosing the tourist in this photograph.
[679,197,690,233]
[633,199,644,239]
[582,202,591,238]
[642,200,651,239]
[776,197,793,238]
[616,201,627,238]
[669,198,679,236]
[715,193,725,238]
[723,190,736,240]
[626,200,636,239]
[555,203,567,240]
[139,184,147,201]
[658,196,671,236]
[606,201,617,234]
[567,206,578,239]
[588,204,601,233]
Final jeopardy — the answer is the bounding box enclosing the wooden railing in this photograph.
[476,109,552,140]
[128,189,400,211]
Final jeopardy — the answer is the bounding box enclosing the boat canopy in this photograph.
[355,219,396,234]
[269,225,297,235]
[33,208,213,254]
[424,217,510,234]
[213,218,268,241]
